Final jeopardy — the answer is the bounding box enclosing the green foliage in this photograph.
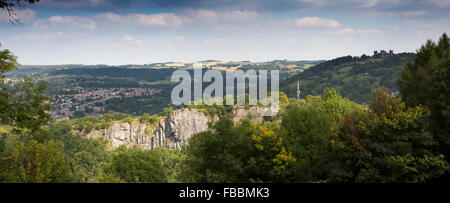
[281,53,415,103]
[252,122,296,179]
[398,33,450,162]
[328,88,448,182]
[159,106,175,117]
[152,148,187,183]
[280,103,333,182]
[188,99,232,118]
[279,91,289,106]
[139,113,160,126]
[0,43,64,183]
[181,117,295,183]
[106,146,167,183]
[49,67,176,84]
[318,88,365,122]
[63,113,134,133]
[0,140,70,183]
[1,43,52,142]
[103,84,174,116]
[50,120,111,182]
[1,35,450,183]
[0,43,19,74]
[266,91,289,106]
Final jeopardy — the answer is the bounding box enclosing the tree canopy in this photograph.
[398,33,450,163]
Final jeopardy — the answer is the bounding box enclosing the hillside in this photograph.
[7,60,321,120]
[281,53,415,103]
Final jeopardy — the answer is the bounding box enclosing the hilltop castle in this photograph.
[373,50,394,58]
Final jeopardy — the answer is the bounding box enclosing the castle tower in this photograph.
[296,80,301,100]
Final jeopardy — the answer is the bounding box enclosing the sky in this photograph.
[0,0,449,65]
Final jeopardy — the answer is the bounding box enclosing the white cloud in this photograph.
[299,0,404,8]
[185,9,219,23]
[173,36,187,41]
[95,12,122,22]
[355,28,383,35]
[26,9,259,32]
[95,11,197,28]
[35,15,96,30]
[8,32,86,41]
[0,9,36,23]
[122,34,142,44]
[122,34,135,41]
[335,28,356,35]
[125,13,184,26]
[95,9,258,28]
[402,10,428,17]
[294,17,341,28]
[221,10,259,23]
[184,9,258,24]
[427,0,450,7]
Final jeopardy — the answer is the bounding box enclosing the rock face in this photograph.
[152,109,211,149]
[84,109,211,150]
[87,120,152,149]
[232,106,279,124]
[81,107,277,150]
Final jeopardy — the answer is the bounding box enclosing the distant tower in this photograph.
[296,80,301,100]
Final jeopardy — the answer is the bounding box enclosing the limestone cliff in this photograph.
[83,109,211,150]
[80,107,277,150]
[232,106,279,124]
[152,109,212,149]
[87,120,151,149]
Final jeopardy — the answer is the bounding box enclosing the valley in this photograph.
[1,0,449,188]
[7,60,322,120]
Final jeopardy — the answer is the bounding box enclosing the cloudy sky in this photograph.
[1,0,449,65]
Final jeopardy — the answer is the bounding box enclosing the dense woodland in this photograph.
[281,52,416,103]
[0,34,449,183]
[49,68,177,83]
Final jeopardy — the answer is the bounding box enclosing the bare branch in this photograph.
[1,0,40,25]
[6,6,21,25]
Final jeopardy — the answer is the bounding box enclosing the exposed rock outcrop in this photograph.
[87,120,152,149]
[152,109,212,149]
[232,106,279,124]
[80,107,277,150]
[83,109,212,150]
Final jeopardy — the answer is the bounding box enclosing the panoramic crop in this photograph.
[0,0,449,190]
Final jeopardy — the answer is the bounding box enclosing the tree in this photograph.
[107,146,167,183]
[49,120,112,183]
[318,88,365,123]
[0,43,52,142]
[279,92,289,105]
[251,122,296,181]
[398,33,450,161]
[266,91,289,106]
[181,117,294,183]
[181,118,256,183]
[280,102,333,182]
[152,148,187,183]
[328,89,448,182]
[0,0,40,24]
[1,140,70,183]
